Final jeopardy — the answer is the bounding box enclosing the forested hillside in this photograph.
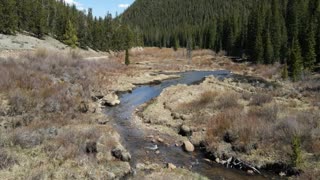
[0,0,142,51]
[122,0,320,80]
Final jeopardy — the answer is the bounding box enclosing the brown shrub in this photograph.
[179,91,218,112]
[50,126,106,160]
[0,50,128,115]
[206,108,242,147]
[206,105,275,152]
[196,91,218,107]
[0,149,17,170]
[241,91,252,101]
[11,128,44,148]
[248,103,279,123]
[311,140,320,154]
[216,92,241,109]
[249,93,273,106]
[297,170,320,180]
[35,48,48,58]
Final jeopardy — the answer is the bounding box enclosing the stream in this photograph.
[104,71,274,180]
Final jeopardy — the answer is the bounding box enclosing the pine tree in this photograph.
[282,63,289,80]
[264,31,274,64]
[287,0,301,43]
[125,48,130,65]
[291,135,302,167]
[63,20,78,48]
[290,38,303,81]
[31,0,47,38]
[85,8,94,47]
[253,32,264,64]
[0,0,18,34]
[248,3,265,64]
[303,21,316,71]
[270,0,282,62]
[173,36,179,51]
[208,21,217,50]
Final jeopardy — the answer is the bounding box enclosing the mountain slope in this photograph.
[121,0,254,48]
[122,0,320,80]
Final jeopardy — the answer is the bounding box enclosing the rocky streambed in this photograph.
[104,71,282,179]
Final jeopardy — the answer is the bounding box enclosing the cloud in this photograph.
[63,0,85,10]
[118,4,130,9]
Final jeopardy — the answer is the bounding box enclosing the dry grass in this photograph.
[251,63,282,79]
[249,93,273,106]
[0,50,130,116]
[206,107,263,152]
[297,170,320,180]
[206,94,319,157]
[0,149,17,170]
[178,91,218,112]
[0,49,130,178]
[216,92,241,109]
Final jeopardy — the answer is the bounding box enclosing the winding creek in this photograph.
[105,71,275,180]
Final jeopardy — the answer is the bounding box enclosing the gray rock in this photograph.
[112,145,131,162]
[97,118,109,125]
[101,93,120,106]
[167,163,176,170]
[85,140,97,154]
[171,112,181,119]
[180,114,192,121]
[179,125,192,136]
[78,101,88,113]
[183,140,195,152]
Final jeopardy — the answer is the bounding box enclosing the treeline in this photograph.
[0,0,142,51]
[122,0,320,80]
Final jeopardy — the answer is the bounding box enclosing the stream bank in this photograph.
[105,71,278,179]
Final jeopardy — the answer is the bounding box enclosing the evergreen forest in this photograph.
[0,0,142,51]
[122,0,320,79]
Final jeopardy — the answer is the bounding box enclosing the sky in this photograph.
[64,0,135,17]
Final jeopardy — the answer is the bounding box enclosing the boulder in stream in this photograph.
[183,140,195,152]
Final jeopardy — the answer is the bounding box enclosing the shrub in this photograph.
[12,128,43,148]
[69,49,82,59]
[291,135,302,167]
[216,92,240,109]
[248,103,279,123]
[0,149,17,170]
[51,127,105,160]
[125,49,130,65]
[179,91,217,112]
[249,93,273,106]
[35,48,48,58]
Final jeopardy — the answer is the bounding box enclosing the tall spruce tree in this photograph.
[31,0,46,38]
[264,31,274,64]
[63,20,78,48]
[290,38,303,81]
[303,20,316,71]
[270,0,282,62]
[0,0,18,34]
